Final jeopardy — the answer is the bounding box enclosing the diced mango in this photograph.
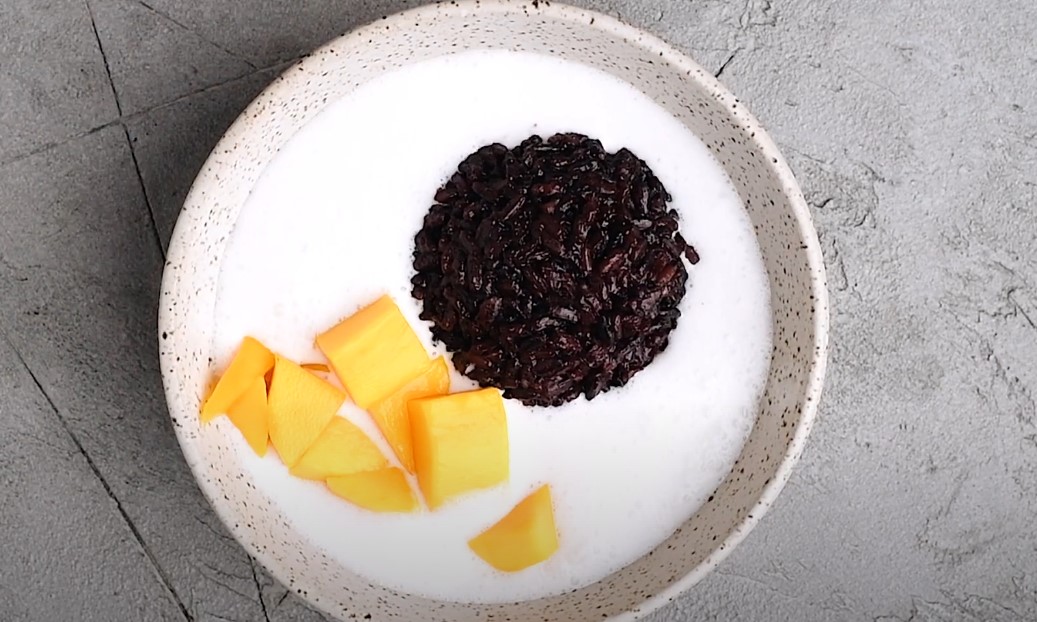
[289,417,389,480]
[368,356,450,473]
[316,295,430,408]
[326,467,418,513]
[409,387,508,509]
[468,485,559,572]
[226,376,269,456]
[267,356,345,467]
[201,337,274,423]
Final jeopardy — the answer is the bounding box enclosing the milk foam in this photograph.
[211,50,772,603]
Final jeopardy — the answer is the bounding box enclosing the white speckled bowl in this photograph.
[159,2,828,619]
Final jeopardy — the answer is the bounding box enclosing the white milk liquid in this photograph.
[211,50,772,603]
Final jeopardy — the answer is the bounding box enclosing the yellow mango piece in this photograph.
[301,363,330,373]
[468,485,559,572]
[326,467,418,513]
[316,295,430,408]
[201,337,274,423]
[409,387,508,509]
[368,356,450,473]
[267,356,345,467]
[226,377,269,456]
[289,417,389,480]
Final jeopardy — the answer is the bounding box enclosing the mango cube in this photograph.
[267,356,345,467]
[226,376,270,456]
[201,337,274,422]
[290,417,389,480]
[468,485,559,572]
[368,356,450,473]
[409,387,508,509]
[327,467,418,513]
[316,295,430,408]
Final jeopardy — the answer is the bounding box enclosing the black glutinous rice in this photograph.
[411,133,700,407]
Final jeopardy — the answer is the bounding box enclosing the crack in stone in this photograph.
[86,0,124,117]
[715,50,738,78]
[250,558,272,622]
[0,121,120,168]
[1006,287,1037,331]
[274,590,290,609]
[120,122,167,259]
[193,515,236,544]
[1,56,299,171]
[136,0,258,69]
[85,0,166,259]
[197,565,255,604]
[984,346,1036,427]
[200,561,251,585]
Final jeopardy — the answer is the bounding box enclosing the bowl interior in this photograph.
[159,2,828,620]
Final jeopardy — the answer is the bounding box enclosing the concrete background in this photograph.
[1,0,1035,620]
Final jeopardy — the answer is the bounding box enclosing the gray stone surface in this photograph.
[0,0,117,163]
[0,0,1034,621]
[0,334,184,621]
[89,0,257,115]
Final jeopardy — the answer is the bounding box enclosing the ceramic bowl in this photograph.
[159,1,829,619]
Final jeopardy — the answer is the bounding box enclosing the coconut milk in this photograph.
[211,50,772,603]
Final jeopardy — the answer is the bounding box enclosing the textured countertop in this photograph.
[2,0,1035,620]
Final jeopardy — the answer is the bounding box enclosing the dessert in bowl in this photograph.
[159,2,828,620]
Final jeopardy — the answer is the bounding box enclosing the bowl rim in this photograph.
[160,1,830,619]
